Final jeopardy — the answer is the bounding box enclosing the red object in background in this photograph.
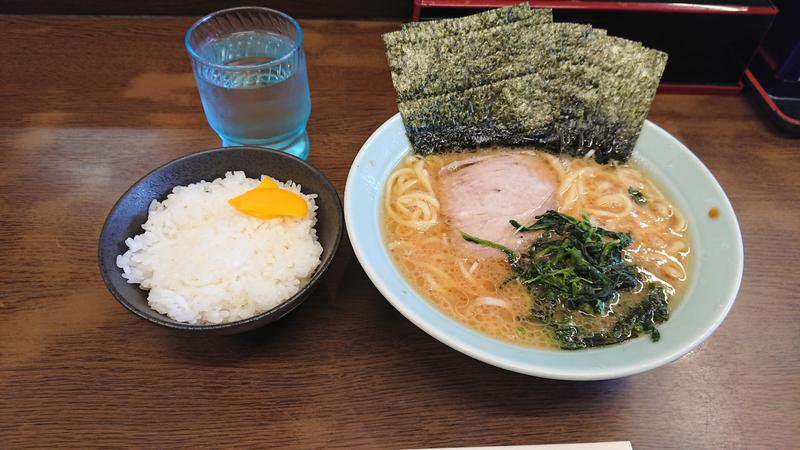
[411,0,777,95]
[413,1,776,17]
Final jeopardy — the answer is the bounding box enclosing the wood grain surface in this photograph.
[0,0,410,19]
[1,15,798,450]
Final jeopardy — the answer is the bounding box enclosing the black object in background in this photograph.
[745,0,800,133]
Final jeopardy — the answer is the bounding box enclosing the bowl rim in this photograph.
[98,146,343,332]
[345,113,744,380]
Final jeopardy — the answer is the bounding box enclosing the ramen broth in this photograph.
[383,148,690,349]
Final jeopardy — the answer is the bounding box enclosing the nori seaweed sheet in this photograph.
[383,3,551,47]
[554,33,666,162]
[583,37,667,162]
[395,23,598,154]
[384,3,667,163]
[387,21,585,102]
[398,72,557,154]
[400,3,544,30]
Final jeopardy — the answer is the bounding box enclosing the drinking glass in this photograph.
[186,7,311,159]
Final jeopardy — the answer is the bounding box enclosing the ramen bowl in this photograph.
[344,113,743,380]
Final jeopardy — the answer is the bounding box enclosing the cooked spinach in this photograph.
[628,186,647,205]
[462,210,669,349]
[469,211,639,317]
[547,285,669,349]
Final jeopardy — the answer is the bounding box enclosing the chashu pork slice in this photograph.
[438,152,558,259]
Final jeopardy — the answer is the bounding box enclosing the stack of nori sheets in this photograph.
[383,3,668,163]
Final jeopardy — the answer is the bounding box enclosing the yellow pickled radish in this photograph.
[228,186,308,219]
[257,177,278,189]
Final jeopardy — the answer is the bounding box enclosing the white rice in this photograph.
[116,171,323,325]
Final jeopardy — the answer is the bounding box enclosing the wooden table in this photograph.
[1,15,798,449]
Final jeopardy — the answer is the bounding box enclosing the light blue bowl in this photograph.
[344,113,743,380]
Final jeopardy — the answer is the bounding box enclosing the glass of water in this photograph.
[186,7,311,159]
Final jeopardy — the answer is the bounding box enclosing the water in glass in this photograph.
[187,9,311,159]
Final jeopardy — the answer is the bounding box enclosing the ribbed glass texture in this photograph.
[186,7,311,158]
